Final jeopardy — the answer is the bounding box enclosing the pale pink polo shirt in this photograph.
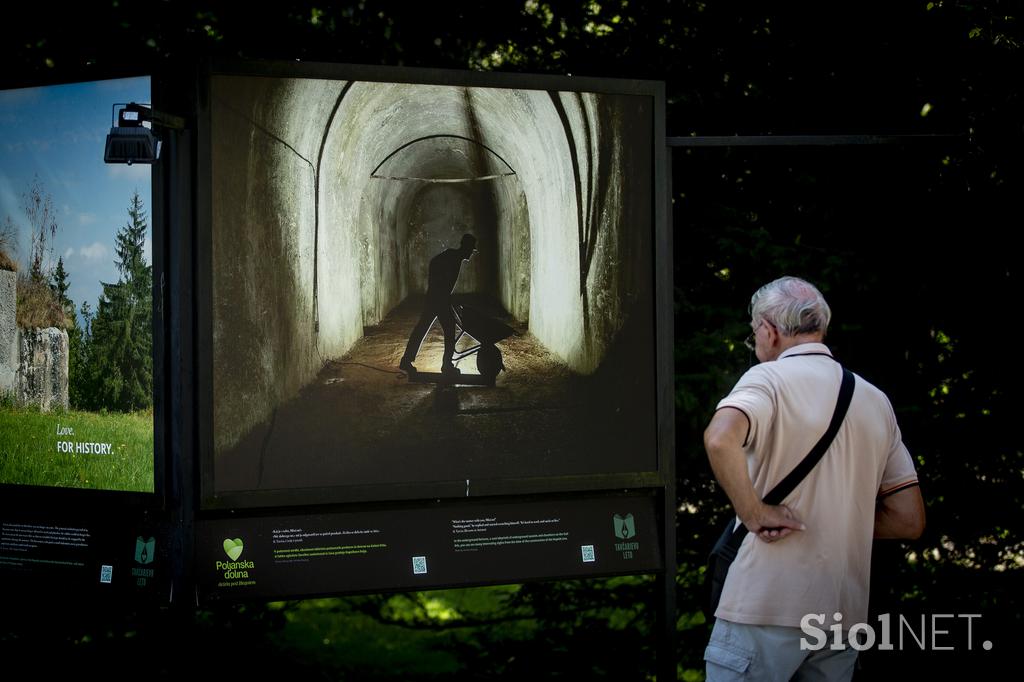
[714,343,919,628]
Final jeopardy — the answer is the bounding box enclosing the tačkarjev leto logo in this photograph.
[134,536,155,565]
[613,513,639,559]
[613,513,636,539]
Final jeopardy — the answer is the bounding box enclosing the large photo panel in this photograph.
[0,77,155,494]
[207,70,659,502]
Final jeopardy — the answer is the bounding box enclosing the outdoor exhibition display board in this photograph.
[1,61,672,611]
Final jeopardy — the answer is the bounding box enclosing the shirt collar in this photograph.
[778,342,832,360]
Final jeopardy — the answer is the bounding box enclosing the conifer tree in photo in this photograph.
[87,191,152,412]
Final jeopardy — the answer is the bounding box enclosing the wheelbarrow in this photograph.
[408,304,517,386]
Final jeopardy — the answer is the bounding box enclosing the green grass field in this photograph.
[0,404,153,492]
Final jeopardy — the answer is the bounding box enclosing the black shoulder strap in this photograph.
[723,366,856,550]
[764,367,855,505]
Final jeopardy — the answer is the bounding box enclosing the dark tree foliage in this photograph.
[1,1,1021,679]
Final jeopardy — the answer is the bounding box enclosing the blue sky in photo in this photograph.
[0,76,151,322]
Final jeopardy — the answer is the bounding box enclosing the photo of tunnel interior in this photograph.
[207,73,658,499]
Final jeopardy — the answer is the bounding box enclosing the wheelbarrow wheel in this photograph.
[476,343,505,381]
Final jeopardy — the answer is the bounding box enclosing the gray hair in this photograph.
[750,276,831,336]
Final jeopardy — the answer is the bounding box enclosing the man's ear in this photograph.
[765,322,781,350]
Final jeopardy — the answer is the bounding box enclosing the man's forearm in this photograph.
[707,446,761,523]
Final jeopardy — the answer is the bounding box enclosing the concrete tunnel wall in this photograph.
[211,76,651,455]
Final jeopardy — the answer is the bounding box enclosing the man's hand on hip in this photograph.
[744,502,806,543]
[706,408,807,544]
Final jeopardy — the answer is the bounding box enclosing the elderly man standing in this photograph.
[703,276,925,681]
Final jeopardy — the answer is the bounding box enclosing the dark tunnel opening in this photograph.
[392,180,501,305]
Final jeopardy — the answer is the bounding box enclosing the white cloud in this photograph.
[77,213,97,225]
[78,242,108,261]
[64,247,74,259]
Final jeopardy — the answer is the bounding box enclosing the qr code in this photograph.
[581,545,596,563]
[412,556,428,575]
[99,564,113,584]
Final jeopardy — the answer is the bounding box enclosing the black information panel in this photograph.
[196,493,661,601]
[0,511,170,601]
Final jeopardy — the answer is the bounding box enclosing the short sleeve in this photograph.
[716,366,777,448]
[879,423,919,496]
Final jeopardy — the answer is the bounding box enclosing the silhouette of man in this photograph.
[400,233,477,376]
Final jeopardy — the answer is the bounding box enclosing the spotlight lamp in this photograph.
[104,102,185,165]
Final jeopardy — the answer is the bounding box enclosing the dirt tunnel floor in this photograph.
[215,295,657,497]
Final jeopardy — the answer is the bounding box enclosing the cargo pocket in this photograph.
[704,642,753,677]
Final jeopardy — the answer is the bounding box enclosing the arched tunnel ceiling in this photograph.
[370,135,516,182]
[321,81,571,201]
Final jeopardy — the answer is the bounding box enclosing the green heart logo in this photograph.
[223,538,244,561]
